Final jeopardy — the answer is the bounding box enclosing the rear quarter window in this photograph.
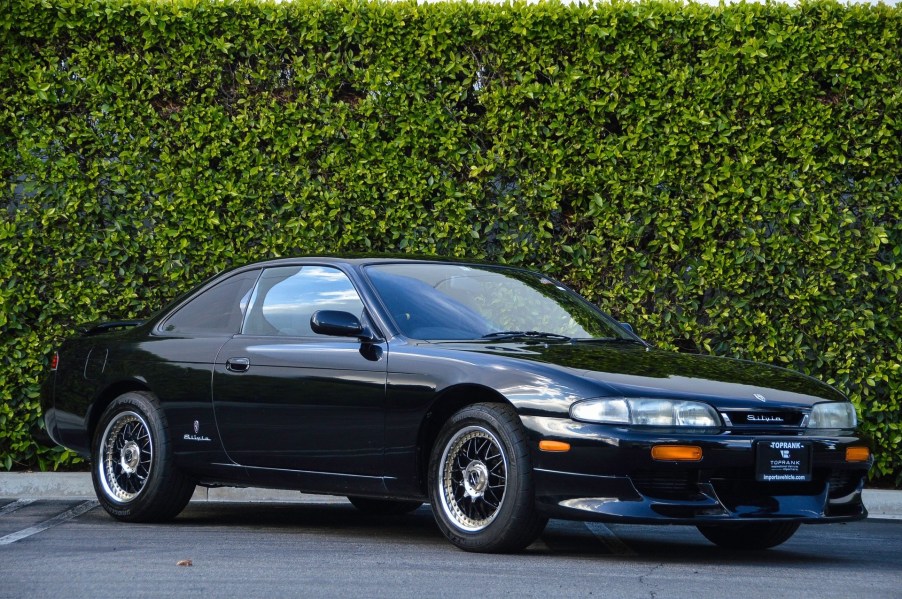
[160,270,259,335]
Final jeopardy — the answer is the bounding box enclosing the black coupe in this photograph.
[42,257,872,552]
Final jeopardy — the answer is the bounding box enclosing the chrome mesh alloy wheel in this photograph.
[438,425,508,532]
[98,410,153,503]
[91,392,196,522]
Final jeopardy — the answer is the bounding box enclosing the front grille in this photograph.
[722,410,806,427]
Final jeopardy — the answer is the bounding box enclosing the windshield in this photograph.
[364,263,633,341]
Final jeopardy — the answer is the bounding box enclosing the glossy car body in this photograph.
[42,257,872,552]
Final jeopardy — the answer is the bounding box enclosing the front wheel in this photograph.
[92,391,195,522]
[696,522,801,550]
[429,403,546,553]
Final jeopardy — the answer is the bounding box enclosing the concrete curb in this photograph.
[1,472,900,518]
[859,489,902,520]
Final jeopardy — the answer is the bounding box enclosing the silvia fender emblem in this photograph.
[184,419,212,442]
[753,393,767,402]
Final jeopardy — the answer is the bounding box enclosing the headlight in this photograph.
[570,398,721,427]
[808,402,857,428]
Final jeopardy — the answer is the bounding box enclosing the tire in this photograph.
[347,496,423,516]
[428,403,547,553]
[91,391,195,522]
[696,522,801,550]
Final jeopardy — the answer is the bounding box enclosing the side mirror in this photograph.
[619,322,635,334]
[311,310,376,342]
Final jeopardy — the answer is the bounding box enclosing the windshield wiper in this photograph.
[572,337,646,345]
[481,331,571,341]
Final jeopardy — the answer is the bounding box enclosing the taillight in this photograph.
[50,352,59,371]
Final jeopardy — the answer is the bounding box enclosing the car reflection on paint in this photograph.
[42,257,872,552]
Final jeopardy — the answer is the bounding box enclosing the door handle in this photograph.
[225,357,250,373]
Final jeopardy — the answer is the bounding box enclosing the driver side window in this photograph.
[242,266,364,337]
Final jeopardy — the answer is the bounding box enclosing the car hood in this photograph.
[439,341,846,409]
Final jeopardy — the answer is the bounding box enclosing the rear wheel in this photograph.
[429,403,547,553]
[92,391,195,522]
[347,496,422,515]
[696,522,801,550]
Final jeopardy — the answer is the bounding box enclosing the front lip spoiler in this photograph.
[532,468,868,525]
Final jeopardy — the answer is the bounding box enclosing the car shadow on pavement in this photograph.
[165,502,852,565]
[536,520,860,567]
[174,501,446,542]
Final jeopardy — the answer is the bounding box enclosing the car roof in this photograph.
[234,255,500,270]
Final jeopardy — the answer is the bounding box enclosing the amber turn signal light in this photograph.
[846,447,870,462]
[539,440,571,452]
[651,445,703,461]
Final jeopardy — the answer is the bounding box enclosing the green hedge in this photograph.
[1,0,900,484]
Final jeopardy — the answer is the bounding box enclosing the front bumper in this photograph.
[522,416,871,524]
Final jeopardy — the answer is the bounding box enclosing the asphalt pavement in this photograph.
[2,496,900,599]
[1,472,900,518]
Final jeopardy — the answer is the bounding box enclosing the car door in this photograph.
[211,264,388,480]
[144,268,260,467]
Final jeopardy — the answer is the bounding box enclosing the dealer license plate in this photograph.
[755,440,812,482]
